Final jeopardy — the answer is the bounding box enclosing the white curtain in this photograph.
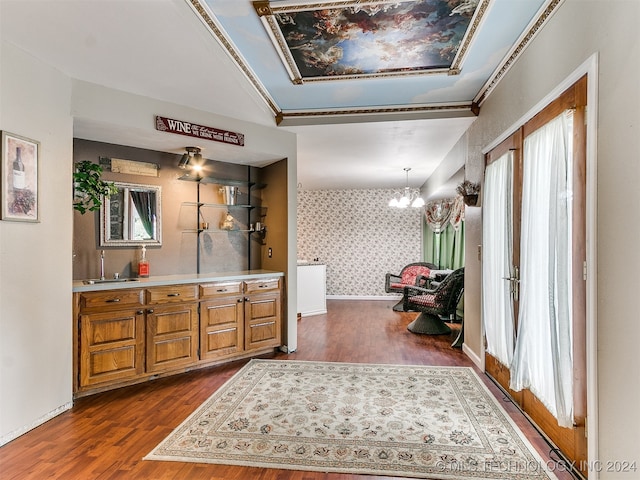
[509,111,574,427]
[482,151,515,367]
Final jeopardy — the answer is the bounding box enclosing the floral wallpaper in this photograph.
[297,189,423,297]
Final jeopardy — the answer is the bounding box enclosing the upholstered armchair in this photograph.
[403,267,465,335]
[385,262,437,311]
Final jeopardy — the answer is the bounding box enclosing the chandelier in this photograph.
[388,167,425,208]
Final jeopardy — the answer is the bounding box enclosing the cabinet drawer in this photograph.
[146,284,198,304]
[200,281,243,299]
[79,289,144,312]
[244,278,280,294]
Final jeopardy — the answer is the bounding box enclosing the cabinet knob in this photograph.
[136,310,144,315]
[217,289,227,293]
[167,293,180,297]
[237,298,242,303]
[105,298,121,303]
[147,309,154,314]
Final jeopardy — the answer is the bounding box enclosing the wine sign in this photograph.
[1,131,39,222]
[155,116,245,147]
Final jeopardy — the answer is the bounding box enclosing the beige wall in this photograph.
[0,42,74,444]
[449,0,640,474]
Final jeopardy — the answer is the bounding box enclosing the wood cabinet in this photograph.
[199,281,244,360]
[244,279,281,350]
[145,284,199,373]
[199,278,282,360]
[77,289,145,388]
[74,276,282,397]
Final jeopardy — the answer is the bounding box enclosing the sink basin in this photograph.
[83,278,140,285]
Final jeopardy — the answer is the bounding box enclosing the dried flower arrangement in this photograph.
[456,180,480,206]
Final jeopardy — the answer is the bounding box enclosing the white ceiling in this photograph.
[289,117,475,190]
[1,0,550,192]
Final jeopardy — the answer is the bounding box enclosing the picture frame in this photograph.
[1,131,39,222]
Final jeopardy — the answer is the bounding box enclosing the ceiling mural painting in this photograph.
[192,0,558,124]
[254,0,486,84]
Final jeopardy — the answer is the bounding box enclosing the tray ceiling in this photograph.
[193,0,556,124]
[1,0,560,190]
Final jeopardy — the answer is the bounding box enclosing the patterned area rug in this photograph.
[145,360,558,480]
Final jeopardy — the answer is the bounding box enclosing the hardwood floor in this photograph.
[0,300,577,479]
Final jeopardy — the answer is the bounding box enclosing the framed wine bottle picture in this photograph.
[1,131,39,222]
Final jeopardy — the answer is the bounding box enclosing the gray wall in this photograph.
[73,139,264,280]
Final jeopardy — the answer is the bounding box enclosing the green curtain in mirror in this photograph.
[130,190,155,239]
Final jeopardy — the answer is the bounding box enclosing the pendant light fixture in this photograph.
[388,167,425,208]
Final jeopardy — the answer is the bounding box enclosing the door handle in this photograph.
[502,266,520,301]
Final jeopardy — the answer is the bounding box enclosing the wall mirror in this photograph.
[100,182,162,246]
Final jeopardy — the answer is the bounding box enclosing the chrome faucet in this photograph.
[100,250,105,280]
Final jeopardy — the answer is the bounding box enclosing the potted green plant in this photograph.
[73,160,118,214]
[456,180,480,206]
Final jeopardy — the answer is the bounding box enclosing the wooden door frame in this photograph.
[485,75,588,476]
[480,55,598,471]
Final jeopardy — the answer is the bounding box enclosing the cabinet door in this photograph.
[146,303,198,373]
[244,292,281,350]
[200,296,244,360]
[79,308,145,387]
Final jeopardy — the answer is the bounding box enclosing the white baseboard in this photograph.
[300,309,327,317]
[0,401,73,447]
[326,295,401,301]
[463,343,484,370]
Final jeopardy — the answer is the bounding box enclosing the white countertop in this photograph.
[73,270,284,292]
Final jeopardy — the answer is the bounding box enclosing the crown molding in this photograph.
[276,102,478,126]
[185,0,281,116]
[474,0,566,106]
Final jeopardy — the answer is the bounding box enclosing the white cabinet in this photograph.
[297,264,327,317]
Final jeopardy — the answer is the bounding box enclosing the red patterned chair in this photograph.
[403,267,465,335]
[385,262,437,311]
